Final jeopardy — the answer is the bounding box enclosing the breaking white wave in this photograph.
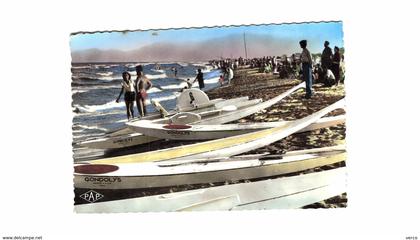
[147,83,188,94]
[177,62,189,67]
[192,62,207,67]
[97,76,120,81]
[151,69,165,73]
[125,63,153,68]
[72,84,121,93]
[161,84,185,90]
[127,71,168,80]
[146,73,168,80]
[205,76,220,84]
[72,65,91,70]
[74,94,177,114]
[75,101,126,113]
[72,89,89,94]
[97,71,113,76]
[73,124,108,132]
[146,94,177,105]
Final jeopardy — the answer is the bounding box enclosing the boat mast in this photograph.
[243,32,248,59]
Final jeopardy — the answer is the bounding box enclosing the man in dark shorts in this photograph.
[321,41,333,71]
[194,69,204,89]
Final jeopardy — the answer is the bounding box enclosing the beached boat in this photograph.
[74,146,346,189]
[127,115,345,141]
[77,89,253,149]
[74,167,346,212]
[78,98,344,166]
[77,82,305,149]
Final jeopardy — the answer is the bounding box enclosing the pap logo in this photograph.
[79,190,104,203]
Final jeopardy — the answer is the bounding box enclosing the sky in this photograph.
[70,22,344,62]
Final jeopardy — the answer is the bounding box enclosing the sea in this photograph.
[71,62,221,159]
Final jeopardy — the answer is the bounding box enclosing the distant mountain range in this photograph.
[71,34,324,63]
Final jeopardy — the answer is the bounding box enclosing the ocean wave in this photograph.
[146,73,168,80]
[205,76,220,84]
[73,124,108,132]
[72,89,89,94]
[192,62,207,67]
[72,84,121,93]
[127,72,168,80]
[125,63,154,68]
[146,94,177,105]
[177,62,189,67]
[97,76,120,81]
[75,101,126,113]
[97,71,113,77]
[146,83,188,94]
[72,65,91,70]
[73,94,177,114]
[151,69,165,73]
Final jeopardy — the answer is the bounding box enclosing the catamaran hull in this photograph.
[128,115,345,141]
[74,150,345,189]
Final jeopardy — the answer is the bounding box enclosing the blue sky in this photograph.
[70,22,344,54]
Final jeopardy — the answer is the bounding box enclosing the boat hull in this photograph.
[74,149,346,189]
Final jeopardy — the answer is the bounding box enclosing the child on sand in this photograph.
[219,75,224,86]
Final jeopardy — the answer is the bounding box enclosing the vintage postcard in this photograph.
[71,21,346,213]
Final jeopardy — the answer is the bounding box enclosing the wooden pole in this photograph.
[243,32,248,59]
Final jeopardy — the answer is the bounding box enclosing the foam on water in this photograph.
[151,69,165,73]
[74,92,177,114]
[72,84,121,93]
[146,73,168,80]
[76,100,125,113]
[72,89,89,94]
[73,124,108,132]
[205,76,220,84]
[97,71,113,76]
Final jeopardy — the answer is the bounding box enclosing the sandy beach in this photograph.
[207,67,347,208]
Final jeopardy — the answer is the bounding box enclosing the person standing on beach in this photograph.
[135,65,152,117]
[194,69,205,89]
[116,72,135,120]
[299,40,313,99]
[227,66,234,84]
[332,46,341,86]
[321,41,333,71]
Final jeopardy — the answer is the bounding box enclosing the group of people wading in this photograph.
[116,65,152,120]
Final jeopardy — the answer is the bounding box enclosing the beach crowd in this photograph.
[210,40,345,99]
[117,40,345,119]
